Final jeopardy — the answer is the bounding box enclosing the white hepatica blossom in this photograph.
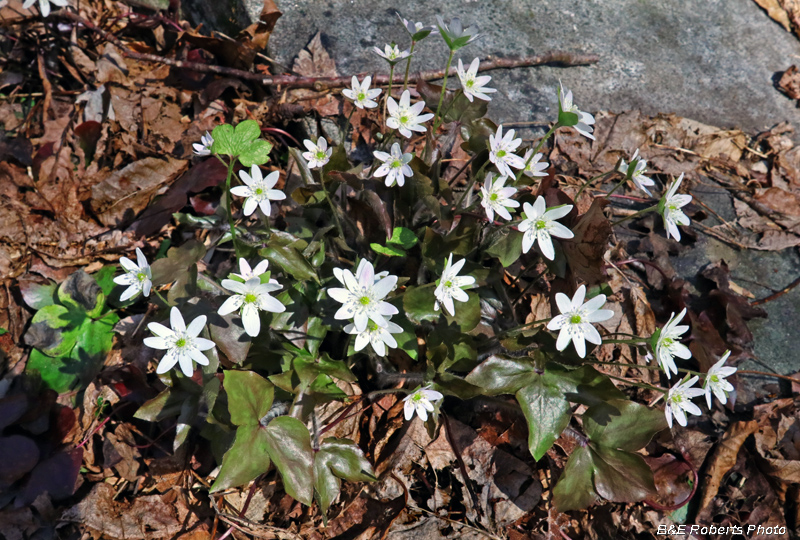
[114,248,152,301]
[22,0,67,17]
[522,149,549,178]
[302,137,333,169]
[518,197,574,260]
[547,285,614,358]
[327,260,399,332]
[374,43,411,64]
[403,385,444,422]
[618,149,655,195]
[704,351,737,408]
[652,308,692,379]
[386,90,434,138]
[192,131,214,156]
[665,376,705,428]
[232,258,277,285]
[345,319,403,356]
[144,307,215,377]
[397,13,435,41]
[558,83,596,140]
[218,278,285,337]
[489,126,525,178]
[456,58,496,102]
[434,254,476,316]
[342,76,381,109]
[230,166,286,217]
[480,173,519,221]
[373,142,414,187]
[659,173,692,241]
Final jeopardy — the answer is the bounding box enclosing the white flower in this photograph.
[521,149,549,178]
[374,43,412,65]
[113,248,152,301]
[436,16,480,51]
[386,90,434,138]
[434,254,476,316]
[144,307,216,377]
[301,137,333,169]
[403,385,443,422]
[230,166,286,217]
[345,319,403,356]
[456,58,496,102]
[618,149,655,195]
[659,173,692,241]
[333,259,391,287]
[22,0,67,17]
[547,285,614,358]
[518,197,574,260]
[218,278,285,337]
[558,83,595,140]
[704,351,736,408]
[489,125,525,178]
[397,13,435,41]
[652,308,692,379]
[665,376,705,428]
[373,143,414,187]
[479,173,519,221]
[342,76,381,109]
[231,258,277,284]
[192,131,213,156]
[327,260,399,332]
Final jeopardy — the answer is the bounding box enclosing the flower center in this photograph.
[496,150,507,158]
[391,160,402,169]
[244,293,258,304]
[535,219,547,230]
[466,79,474,88]
[357,92,366,101]
[672,394,683,404]
[489,193,498,201]
[445,280,453,288]
[254,187,264,196]
[359,296,371,306]
[316,151,326,160]
[400,115,409,124]
[711,374,720,383]
[662,337,673,347]
[569,314,582,324]
[367,320,379,331]
[136,271,147,282]
[412,393,423,403]
[175,337,187,348]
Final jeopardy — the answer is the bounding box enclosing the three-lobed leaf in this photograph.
[263,416,315,505]
[314,438,376,514]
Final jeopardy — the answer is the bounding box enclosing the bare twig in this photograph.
[751,275,800,306]
[57,11,597,89]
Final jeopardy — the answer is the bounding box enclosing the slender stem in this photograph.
[610,205,657,227]
[320,167,345,239]
[586,358,704,378]
[431,49,455,132]
[514,123,559,183]
[575,170,615,200]
[601,338,648,345]
[223,157,240,258]
[152,288,171,307]
[341,105,356,149]
[604,373,667,393]
[438,89,462,123]
[383,63,395,130]
[606,175,629,198]
[498,317,552,338]
[402,41,416,92]
[455,160,488,210]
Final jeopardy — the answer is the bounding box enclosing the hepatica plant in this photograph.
[23,9,722,519]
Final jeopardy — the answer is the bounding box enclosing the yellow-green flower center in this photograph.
[175,337,187,348]
[569,314,582,324]
[391,160,402,168]
[466,79,474,88]
[368,320,379,331]
[357,92,366,101]
[535,219,547,230]
[445,280,453,287]
[662,337,673,347]
[672,394,682,403]
[412,392,423,402]
[254,187,264,196]
[711,374,719,383]
[316,151,326,160]
[244,293,258,304]
[359,296,371,306]
[400,115,409,123]
[136,272,147,282]
[496,150,507,158]
[490,193,498,201]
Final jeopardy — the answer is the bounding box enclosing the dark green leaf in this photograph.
[314,438,376,513]
[134,388,186,422]
[552,445,596,511]
[402,283,439,324]
[24,305,81,357]
[19,278,57,310]
[584,399,667,452]
[93,266,118,298]
[264,416,314,505]
[208,310,251,365]
[465,355,539,395]
[260,243,319,283]
[149,240,207,287]
[57,270,104,318]
[224,370,275,426]
[485,229,524,268]
[590,444,657,503]
[516,377,571,461]
[210,425,272,492]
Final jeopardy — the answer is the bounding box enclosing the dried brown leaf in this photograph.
[698,419,759,512]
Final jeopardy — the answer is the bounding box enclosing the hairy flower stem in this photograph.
[589,358,705,378]
[575,170,615,200]
[455,160,489,210]
[610,205,657,227]
[341,106,356,148]
[402,41,416,92]
[223,157,240,258]
[152,288,171,307]
[320,168,345,239]
[514,123,559,183]
[431,49,455,133]
[498,317,553,338]
[606,175,630,198]
[604,372,666,393]
[602,338,648,345]
[383,64,395,131]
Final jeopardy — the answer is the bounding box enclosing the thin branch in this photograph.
[57,11,598,89]
[751,275,800,306]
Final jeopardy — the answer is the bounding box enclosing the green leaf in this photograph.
[293,354,355,388]
[209,310,251,365]
[590,445,657,503]
[134,388,186,422]
[583,399,667,452]
[388,227,418,249]
[19,279,57,310]
[260,243,319,283]
[516,377,571,461]
[57,270,104,318]
[224,370,275,426]
[465,355,539,395]
[210,124,235,156]
[558,110,579,127]
[25,305,81,357]
[314,438,376,514]
[485,229,524,267]
[264,416,315,505]
[149,240,207,287]
[0,328,6,336]
[370,243,406,257]
[239,139,273,167]
[552,445,597,511]
[448,291,480,332]
[210,425,272,492]
[402,283,439,324]
[93,266,118,298]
